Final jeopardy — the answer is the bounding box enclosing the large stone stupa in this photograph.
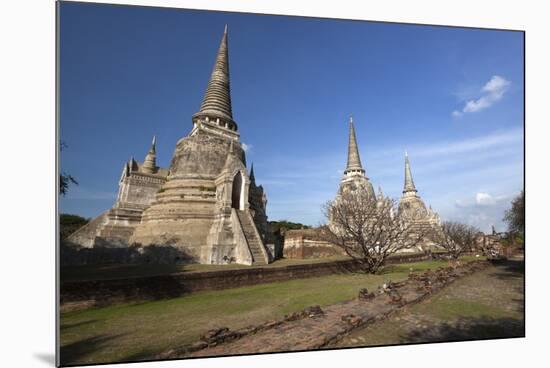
[67,26,272,265]
[398,152,441,244]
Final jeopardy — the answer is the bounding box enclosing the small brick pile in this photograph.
[284,305,325,321]
[357,288,375,301]
[341,314,363,327]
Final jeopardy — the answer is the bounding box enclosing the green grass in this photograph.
[426,299,513,320]
[334,259,523,347]
[60,257,470,365]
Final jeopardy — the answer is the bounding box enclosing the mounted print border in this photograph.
[56,1,525,366]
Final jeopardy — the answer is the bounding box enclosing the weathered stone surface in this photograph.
[387,289,403,305]
[341,314,363,326]
[201,327,229,342]
[397,152,442,250]
[283,228,346,259]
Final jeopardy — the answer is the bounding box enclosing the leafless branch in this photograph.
[431,221,479,259]
[321,187,429,273]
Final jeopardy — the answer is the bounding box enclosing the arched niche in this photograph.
[231,171,244,210]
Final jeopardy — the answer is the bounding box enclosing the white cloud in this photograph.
[476,192,496,206]
[259,127,522,230]
[241,142,252,152]
[444,191,518,232]
[398,127,522,159]
[452,75,511,117]
[483,75,511,94]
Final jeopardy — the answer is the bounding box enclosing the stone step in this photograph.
[236,210,268,265]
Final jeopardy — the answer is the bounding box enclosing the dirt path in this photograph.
[169,260,515,359]
[332,257,524,347]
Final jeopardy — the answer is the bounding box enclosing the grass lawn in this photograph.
[333,258,524,347]
[60,257,474,365]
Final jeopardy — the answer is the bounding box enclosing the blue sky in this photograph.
[59,2,524,232]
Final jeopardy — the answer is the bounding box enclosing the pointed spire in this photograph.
[403,151,418,194]
[142,136,157,174]
[149,135,156,154]
[377,185,384,199]
[344,115,365,175]
[249,162,256,183]
[193,25,236,130]
[129,156,136,172]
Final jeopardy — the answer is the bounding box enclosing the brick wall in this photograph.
[60,252,431,311]
[283,229,346,259]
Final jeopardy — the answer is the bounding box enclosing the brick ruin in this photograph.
[283,229,346,259]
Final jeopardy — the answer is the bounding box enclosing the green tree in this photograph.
[59,141,78,196]
[60,213,89,239]
[268,220,310,233]
[503,190,524,234]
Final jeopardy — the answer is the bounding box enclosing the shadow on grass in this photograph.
[60,319,98,331]
[511,298,525,314]
[489,259,524,281]
[120,349,162,364]
[60,334,125,366]
[61,274,192,309]
[400,316,525,344]
[61,263,186,283]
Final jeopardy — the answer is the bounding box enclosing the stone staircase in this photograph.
[96,225,136,248]
[65,210,109,248]
[236,210,268,265]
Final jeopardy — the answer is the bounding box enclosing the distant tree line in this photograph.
[60,213,89,240]
[268,220,311,259]
[269,220,311,233]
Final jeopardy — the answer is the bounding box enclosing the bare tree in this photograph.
[321,187,426,274]
[432,221,479,259]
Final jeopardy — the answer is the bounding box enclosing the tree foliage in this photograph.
[269,220,310,259]
[60,172,78,196]
[59,141,78,196]
[432,221,479,259]
[503,190,524,234]
[60,213,89,240]
[321,187,426,274]
[268,220,310,233]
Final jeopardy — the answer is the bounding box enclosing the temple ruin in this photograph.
[67,26,273,265]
